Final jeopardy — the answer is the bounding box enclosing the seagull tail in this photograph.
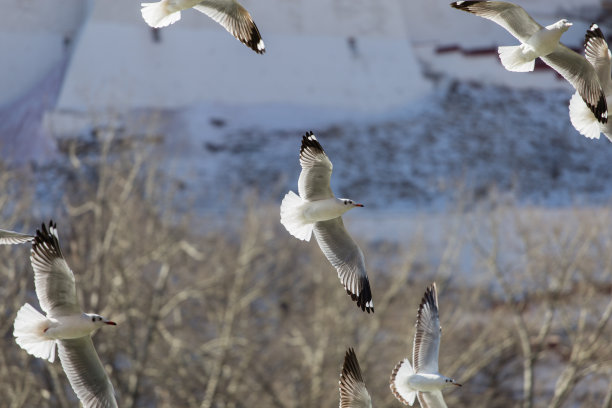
[141,0,181,28]
[280,191,313,241]
[390,358,417,406]
[13,303,57,363]
[498,45,535,72]
[569,92,602,140]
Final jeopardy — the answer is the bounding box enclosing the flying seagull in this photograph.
[450,1,608,124]
[141,0,265,54]
[339,347,372,408]
[569,24,612,141]
[13,221,118,408]
[390,283,461,407]
[0,227,33,245]
[280,131,374,313]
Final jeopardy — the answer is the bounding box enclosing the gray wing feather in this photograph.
[30,222,80,317]
[339,348,372,408]
[298,132,334,201]
[313,218,373,312]
[413,283,441,373]
[0,228,33,245]
[193,0,264,53]
[584,24,612,93]
[58,337,118,408]
[541,45,608,123]
[450,1,542,42]
[417,390,448,408]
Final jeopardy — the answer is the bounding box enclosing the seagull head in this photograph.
[86,313,117,327]
[444,377,462,387]
[340,199,364,209]
[554,19,572,32]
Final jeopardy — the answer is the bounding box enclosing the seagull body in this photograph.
[141,0,265,54]
[569,24,612,141]
[451,1,608,124]
[280,132,374,313]
[390,283,461,408]
[339,348,372,408]
[0,227,33,245]
[13,221,118,408]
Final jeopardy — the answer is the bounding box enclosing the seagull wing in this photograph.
[417,391,448,408]
[450,1,542,43]
[0,228,33,245]
[298,131,334,201]
[313,217,373,313]
[30,221,80,317]
[193,0,265,53]
[584,24,612,93]
[413,283,441,373]
[58,337,118,408]
[541,45,608,123]
[339,348,372,408]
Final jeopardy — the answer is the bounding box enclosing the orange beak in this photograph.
[105,321,117,326]
[355,203,364,207]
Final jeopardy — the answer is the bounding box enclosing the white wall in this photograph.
[0,0,87,107]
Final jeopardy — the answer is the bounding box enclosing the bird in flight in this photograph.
[339,347,372,408]
[450,1,608,124]
[390,283,461,407]
[280,132,374,313]
[13,221,118,408]
[141,0,265,54]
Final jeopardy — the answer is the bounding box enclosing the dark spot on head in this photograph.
[91,316,95,322]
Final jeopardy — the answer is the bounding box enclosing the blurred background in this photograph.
[1,0,612,406]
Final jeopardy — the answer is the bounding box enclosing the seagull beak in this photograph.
[453,382,462,387]
[355,203,364,207]
[105,321,117,326]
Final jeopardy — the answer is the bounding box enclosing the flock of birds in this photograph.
[1,0,611,407]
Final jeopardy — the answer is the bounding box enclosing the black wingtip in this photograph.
[450,1,479,11]
[245,23,265,54]
[33,220,62,257]
[347,277,374,313]
[300,131,324,155]
[588,93,608,124]
[585,23,605,46]
[417,283,438,321]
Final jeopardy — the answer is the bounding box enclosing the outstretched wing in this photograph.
[584,24,612,93]
[413,283,441,374]
[30,221,80,317]
[339,348,372,408]
[417,390,448,408]
[313,217,374,313]
[0,228,33,245]
[58,337,118,408]
[298,131,334,201]
[450,1,542,42]
[194,0,265,53]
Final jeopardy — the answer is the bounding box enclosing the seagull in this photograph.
[339,347,372,408]
[450,1,608,124]
[569,24,612,141]
[13,221,118,408]
[141,0,265,54]
[390,283,461,407]
[280,131,374,313]
[0,227,33,245]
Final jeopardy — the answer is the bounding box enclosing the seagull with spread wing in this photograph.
[13,221,118,408]
[141,0,265,54]
[339,347,372,408]
[450,1,608,124]
[390,283,461,408]
[280,131,374,313]
[569,24,612,141]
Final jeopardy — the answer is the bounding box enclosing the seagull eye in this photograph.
[91,316,95,322]
[344,201,347,205]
